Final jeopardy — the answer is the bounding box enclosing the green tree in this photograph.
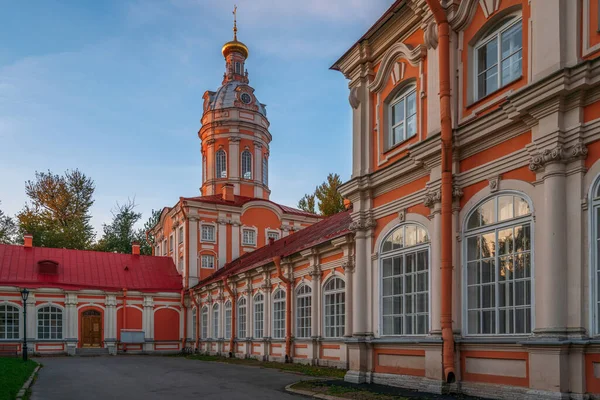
[0,202,17,244]
[138,209,161,255]
[95,199,142,254]
[17,169,95,249]
[298,173,345,217]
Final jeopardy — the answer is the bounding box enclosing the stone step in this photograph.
[76,347,109,356]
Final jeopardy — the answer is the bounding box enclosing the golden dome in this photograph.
[222,40,249,59]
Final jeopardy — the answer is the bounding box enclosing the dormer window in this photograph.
[475,16,522,101]
[388,86,417,150]
[38,260,59,274]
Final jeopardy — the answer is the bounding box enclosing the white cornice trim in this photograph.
[368,42,426,93]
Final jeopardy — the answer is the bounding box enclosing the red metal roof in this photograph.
[182,194,319,218]
[0,245,182,292]
[194,210,352,288]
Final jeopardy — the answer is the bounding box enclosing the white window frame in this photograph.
[192,307,197,341]
[266,229,280,243]
[216,149,227,178]
[462,191,534,336]
[242,228,257,247]
[237,298,247,339]
[323,277,345,338]
[37,304,63,340]
[201,224,216,243]
[241,149,252,180]
[0,303,20,340]
[201,254,215,269]
[591,176,600,335]
[253,293,264,339]
[212,304,219,339]
[272,289,286,339]
[224,301,232,339]
[473,16,523,102]
[169,234,174,253]
[387,85,417,150]
[162,240,167,255]
[201,306,208,339]
[296,285,312,338]
[178,226,184,244]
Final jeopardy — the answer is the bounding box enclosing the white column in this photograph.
[143,296,154,351]
[65,293,78,355]
[218,219,228,268]
[105,294,117,355]
[247,279,253,339]
[254,141,263,198]
[429,200,442,334]
[25,294,35,342]
[343,261,353,337]
[352,229,369,335]
[310,268,321,338]
[206,139,216,195]
[229,137,240,194]
[188,217,199,287]
[232,222,241,260]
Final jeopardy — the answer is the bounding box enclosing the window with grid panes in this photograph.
[241,150,252,179]
[254,293,264,338]
[242,229,256,246]
[212,304,219,338]
[201,306,208,339]
[592,178,600,334]
[273,290,285,339]
[262,157,268,185]
[0,304,19,339]
[237,298,247,339]
[296,285,312,338]
[201,225,215,242]
[224,301,232,339]
[388,86,417,149]
[465,193,532,335]
[381,223,430,336]
[192,308,197,340]
[178,226,183,244]
[201,255,215,269]
[216,149,227,178]
[37,305,63,339]
[169,235,174,253]
[323,278,345,338]
[267,231,279,241]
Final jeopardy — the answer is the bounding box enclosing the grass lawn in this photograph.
[292,381,409,400]
[185,354,347,378]
[0,358,38,400]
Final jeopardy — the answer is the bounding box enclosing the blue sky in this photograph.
[0,0,391,236]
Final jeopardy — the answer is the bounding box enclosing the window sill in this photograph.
[457,335,531,344]
[369,336,442,344]
[383,135,417,155]
[468,76,523,109]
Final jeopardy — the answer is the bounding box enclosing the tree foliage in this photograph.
[17,169,95,249]
[0,202,17,244]
[140,209,162,255]
[298,173,345,217]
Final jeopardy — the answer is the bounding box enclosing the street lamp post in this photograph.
[20,288,29,362]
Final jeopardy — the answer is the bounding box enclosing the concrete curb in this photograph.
[16,365,40,400]
[285,382,347,400]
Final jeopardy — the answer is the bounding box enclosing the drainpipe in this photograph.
[425,0,456,383]
[223,276,237,357]
[273,256,292,362]
[191,290,200,350]
[122,288,127,353]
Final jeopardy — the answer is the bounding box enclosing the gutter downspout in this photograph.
[122,288,127,353]
[180,199,189,349]
[425,0,456,383]
[223,276,236,356]
[191,290,200,350]
[273,256,292,362]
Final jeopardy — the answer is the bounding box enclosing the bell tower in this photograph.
[199,6,271,200]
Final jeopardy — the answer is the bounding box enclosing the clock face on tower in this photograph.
[240,93,252,104]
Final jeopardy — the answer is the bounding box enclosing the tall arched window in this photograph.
[474,15,522,101]
[37,305,63,339]
[464,193,532,335]
[237,298,247,339]
[216,149,227,178]
[0,304,19,339]
[201,306,208,339]
[192,307,197,341]
[387,85,417,150]
[224,301,232,339]
[202,154,206,183]
[262,157,268,186]
[323,277,345,338]
[254,293,264,339]
[381,223,430,336]
[212,304,219,339]
[592,179,600,334]
[241,150,252,179]
[296,285,312,338]
[273,289,286,339]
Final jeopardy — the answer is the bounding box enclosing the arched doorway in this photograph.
[81,310,102,347]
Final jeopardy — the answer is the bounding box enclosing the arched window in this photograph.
[273,290,286,339]
[37,305,63,339]
[0,304,19,339]
[592,179,600,334]
[224,301,232,339]
[235,62,241,74]
[381,223,430,336]
[192,307,197,341]
[202,154,206,183]
[237,298,247,339]
[254,293,264,339]
[323,278,345,338]
[201,306,208,339]
[241,150,252,179]
[216,149,227,178]
[296,285,312,338]
[262,157,268,185]
[474,15,522,101]
[387,85,417,150]
[464,193,532,335]
[212,304,219,339]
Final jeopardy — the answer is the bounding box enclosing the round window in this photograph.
[240,93,252,104]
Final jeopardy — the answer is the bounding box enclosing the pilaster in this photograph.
[65,292,78,356]
[105,294,117,355]
[188,216,199,287]
[143,296,154,352]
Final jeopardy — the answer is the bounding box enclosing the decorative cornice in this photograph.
[452,184,464,199]
[423,188,441,208]
[206,138,216,146]
[228,136,241,143]
[368,42,426,93]
[349,86,360,109]
[423,20,438,49]
[529,142,588,171]
[342,257,355,273]
[349,217,377,232]
[448,0,479,31]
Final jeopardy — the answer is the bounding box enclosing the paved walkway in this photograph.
[30,356,307,400]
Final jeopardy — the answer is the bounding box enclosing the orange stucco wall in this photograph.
[373,176,429,208]
[460,131,531,172]
[154,308,180,341]
[116,306,143,340]
[240,207,281,250]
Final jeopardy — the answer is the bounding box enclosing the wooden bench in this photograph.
[0,344,19,358]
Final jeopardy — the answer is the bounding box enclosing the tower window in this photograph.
[241,150,252,179]
[216,149,227,178]
[235,62,241,74]
[262,157,268,186]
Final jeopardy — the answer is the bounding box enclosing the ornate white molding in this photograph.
[488,175,501,193]
[368,42,426,93]
[423,20,438,49]
[479,0,501,19]
[423,188,441,208]
[349,87,360,109]
[448,0,479,31]
[349,217,377,232]
[342,257,355,273]
[529,142,588,171]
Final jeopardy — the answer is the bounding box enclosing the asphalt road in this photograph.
[30,356,308,400]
